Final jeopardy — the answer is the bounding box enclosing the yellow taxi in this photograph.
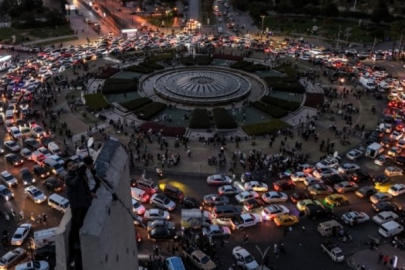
[324,194,349,207]
[375,181,395,192]
[274,214,299,227]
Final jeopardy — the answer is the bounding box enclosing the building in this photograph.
[56,138,138,270]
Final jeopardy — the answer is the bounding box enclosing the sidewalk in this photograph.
[351,244,405,269]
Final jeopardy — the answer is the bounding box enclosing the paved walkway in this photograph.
[351,244,405,270]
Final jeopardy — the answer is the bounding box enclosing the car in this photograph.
[384,166,403,177]
[24,138,41,150]
[307,184,333,195]
[32,165,50,179]
[132,199,146,215]
[356,186,378,198]
[370,192,392,204]
[149,194,176,211]
[144,209,170,221]
[391,130,403,140]
[372,211,399,225]
[5,153,24,167]
[20,127,32,138]
[9,127,22,140]
[261,204,289,220]
[37,147,51,158]
[0,171,17,187]
[235,191,259,203]
[232,246,259,270]
[346,149,363,161]
[146,220,175,231]
[202,225,231,239]
[290,172,310,182]
[374,155,390,166]
[0,185,14,201]
[20,148,32,160]
[230,213,262,230]
[303,177,323,186]
[374,175,391,183]
[180,197,199,209]
[202,194,229,207]
[394,155,405,166]
[39,137,53,148]
[31,126,45,138]
[296,199,322,212]
[273,179,295,191]
[4,140,21,152]
[289,192,311,203]
[348,169,373,182]
[43,176,65,192]
[206,174,232,185]
[19,167,36,186]
[388,183,405,197]
[244,181,268,192]
[261,191,288,203]
[315,157,340,169]
[398,139,405,149]
[341,211,370,226]
[218,185,242,196]
[298,164,315,174]
[304,204,331,218]
[372,201,400,212]
[322,174,349,185]
[32,244,55,261]
[11,224,32,246]
[273,214,299,227]
[337,163,360,174]
[313,168,338,179]
[243,198,265,212]
[333,181,358,193]
[24,185,46,204]
[388,147,402,157]
[14,260,49,270]
[0,248,27,270]
[240,172,256,183]
[324,194,349,206]
[375,181,394,192]
[147,228,177,242]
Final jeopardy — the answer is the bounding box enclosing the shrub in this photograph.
[125,65,154,74]
[212,108,238,129]
[180,56,195,66]
[95,67,120,79]
[136,102,167,120]
[189,109,211,129]
[146,53,174,62]
[251,101,288,118]
[84,93,110,111]
[195,55,212,65]
[261,96,301,111]
[139,61,164,70]
[138,122,186,137]
[242,119,290,136]
[264,77,305,94]
[120,97,152,111]
[101,78,138,94]
[104,78,135,85]
[304,93,324,108]
[243,64,268,72]
[273,65,297,77]
[230,60,253,69]
[213,54,244,61]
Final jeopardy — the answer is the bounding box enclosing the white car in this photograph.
[144,208,170,221]
[341,211,369,225]
[261,205,289,220]
[230,213,262,230]
[397,139,405,149]
[384,166,403,177]
[218,185,242,195]
[372,211,399,225]
[337,163,360,174]
[15,260,49,270]
[391,130,403,141]
[132,199,146,215]
[206,174,232,185]
[235,191,259,203]
[31,126,45,138]
[150,194,176,211]
[261,191,288,203]
[37,147,51,158]
[9,127,22,140]
[290,172,310,182]
[4,140,21,152]
[11,223,32,246]
[24,186,47,204]
[346,149,363,161]
[333,181,358,193]
[243,181,268,192]
[0,170,17,187]
[388,183,405,197]
[303,177,323,186]
[313,168,338,179]
[232,246,259,270]
[20,148,32,160]
[370,192,392,204]
[315,157,340,169]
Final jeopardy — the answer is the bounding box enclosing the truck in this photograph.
[183,247,216,270]
[321,241,344,262]
[32,227,59,249]
[365,142,384,159]
[180,209,211,230]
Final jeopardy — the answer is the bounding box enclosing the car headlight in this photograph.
[32,179,36,183]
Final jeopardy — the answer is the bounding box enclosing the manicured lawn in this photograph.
[142,15,175,27]
[33,36,78,46]
[84,93,110,111]
[0,25,74,44]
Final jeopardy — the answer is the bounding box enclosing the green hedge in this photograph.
[120,97,152,111]
[230,60,253,69]
[102,78,138,95]
[264,77,306,94]
[261,96,301,111]
[139,61,164,70]
[125,65,154,74]
[137,102,167,120]
[180,56,195,66]
[242,119,290,136]
[195,55,212,65]
[243,64,268,72]
[104,78,134,85]
[212,108,238,129]
[84,93,110,111]
[273,65,298,77]
[251,101,288,118]
[146,53,174,62]
[189,109,211,129]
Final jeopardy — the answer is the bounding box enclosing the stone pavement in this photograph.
[350,244,405,270]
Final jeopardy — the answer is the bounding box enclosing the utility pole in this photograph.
[336,25,341,49]
[261,15,265,39]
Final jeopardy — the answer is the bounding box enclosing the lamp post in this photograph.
[255,245,271,270]
[260,15,265,39]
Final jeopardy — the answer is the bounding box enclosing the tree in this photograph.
[0,0,17,15]
[322,3,339,17]
[371,0,392,23]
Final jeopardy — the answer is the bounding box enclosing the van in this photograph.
[43,157,65,175]
[378,220,403,238]
[365,142,384,159]
[163,184,184,201]
[165,257,186,270]
[317,220,343,237]
[48,142,62,156]
[48,193,70,213]
[218,27,223,34]
[359,76,376,90]
[211,205,242,219]
[132,178,158,194]
[131,187,150,203]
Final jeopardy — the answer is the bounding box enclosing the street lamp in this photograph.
[255,245,271,270]
[260,15,265,40]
